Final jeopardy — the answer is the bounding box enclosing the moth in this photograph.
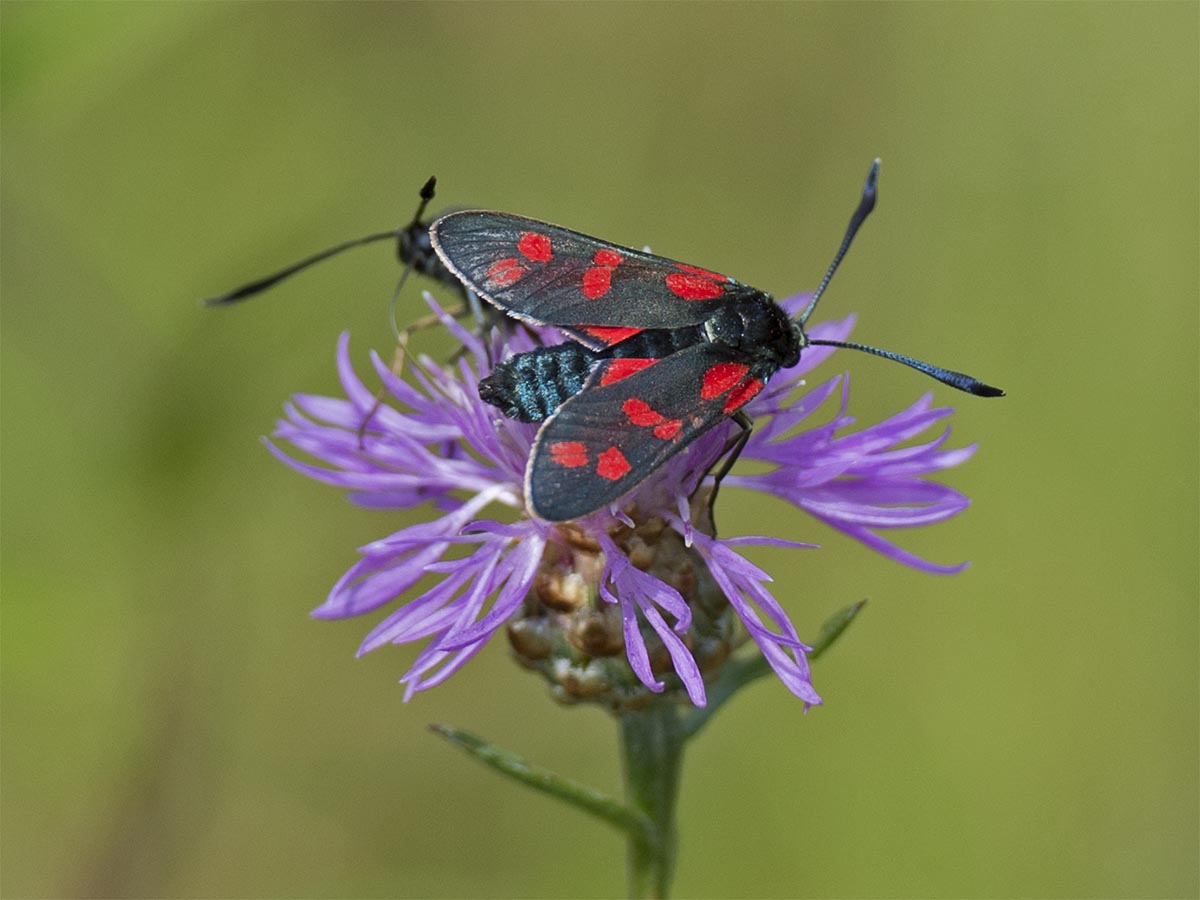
[429,161,1002,522]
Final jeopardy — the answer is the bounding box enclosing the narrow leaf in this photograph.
[430,724,654,841]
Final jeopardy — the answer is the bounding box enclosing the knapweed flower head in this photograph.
[268,293,977,709]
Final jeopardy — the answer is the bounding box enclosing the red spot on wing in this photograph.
[622,398,683,441]
[700,362,750,399]
[517,232,552,263]
[581,248,623,299]
[584,326,642,346]
[581,266,613,299]
[653,419,682,440]
[598,357,655,385]
[486,257,526,287]
[723,377,764,413]
[676,262,729,282]
[596,447,631,481]
[622,397,664,426]
[665,272,725,301]
[549,441,588,468]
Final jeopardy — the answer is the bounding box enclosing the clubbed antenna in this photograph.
[808,338,1005,397]
[204,175,438,306]
[797,159,879,327]
[798,160,1003,397]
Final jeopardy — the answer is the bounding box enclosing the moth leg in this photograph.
[449,289,494,367]
[702,410,753,535]
[356,305,470,448]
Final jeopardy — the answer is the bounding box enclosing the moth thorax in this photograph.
[397,225,443,277]
[705,294,800,367]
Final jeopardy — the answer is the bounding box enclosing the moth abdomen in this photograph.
[480,343,599,423]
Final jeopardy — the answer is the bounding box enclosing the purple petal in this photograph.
[401,635,490,698]
[640,603,706,706]
[686,529,822,705]
[797,482,970,528]
[749,375,843,446]
[596,533,703,699]
[334,332,381,413]
[817,517,970,575]
[357,567,477,653]
[313,493,499,619]
[723,535,820,550]
[863,443,978,479]
[435,533,546,649]
[617,590,662,694]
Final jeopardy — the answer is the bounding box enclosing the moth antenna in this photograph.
[808,339,1004,397]
[408,176,437,230]
[203,175,438,307]
[388,176,438,342]
[204,230,399,306]
[797,159,880,326]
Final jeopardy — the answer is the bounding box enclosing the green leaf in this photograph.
[430,724,653,842]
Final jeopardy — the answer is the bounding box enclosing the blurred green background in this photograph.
[3,3,1196,898]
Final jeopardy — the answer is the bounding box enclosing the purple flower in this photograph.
[269,293,978,707]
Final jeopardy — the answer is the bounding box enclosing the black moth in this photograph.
[429,160,1002,523]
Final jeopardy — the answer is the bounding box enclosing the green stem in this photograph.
[619,702,684,899]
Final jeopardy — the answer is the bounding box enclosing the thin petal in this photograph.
[818,518,970,575]
[356,566,477,653]
[641,603,706,706]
